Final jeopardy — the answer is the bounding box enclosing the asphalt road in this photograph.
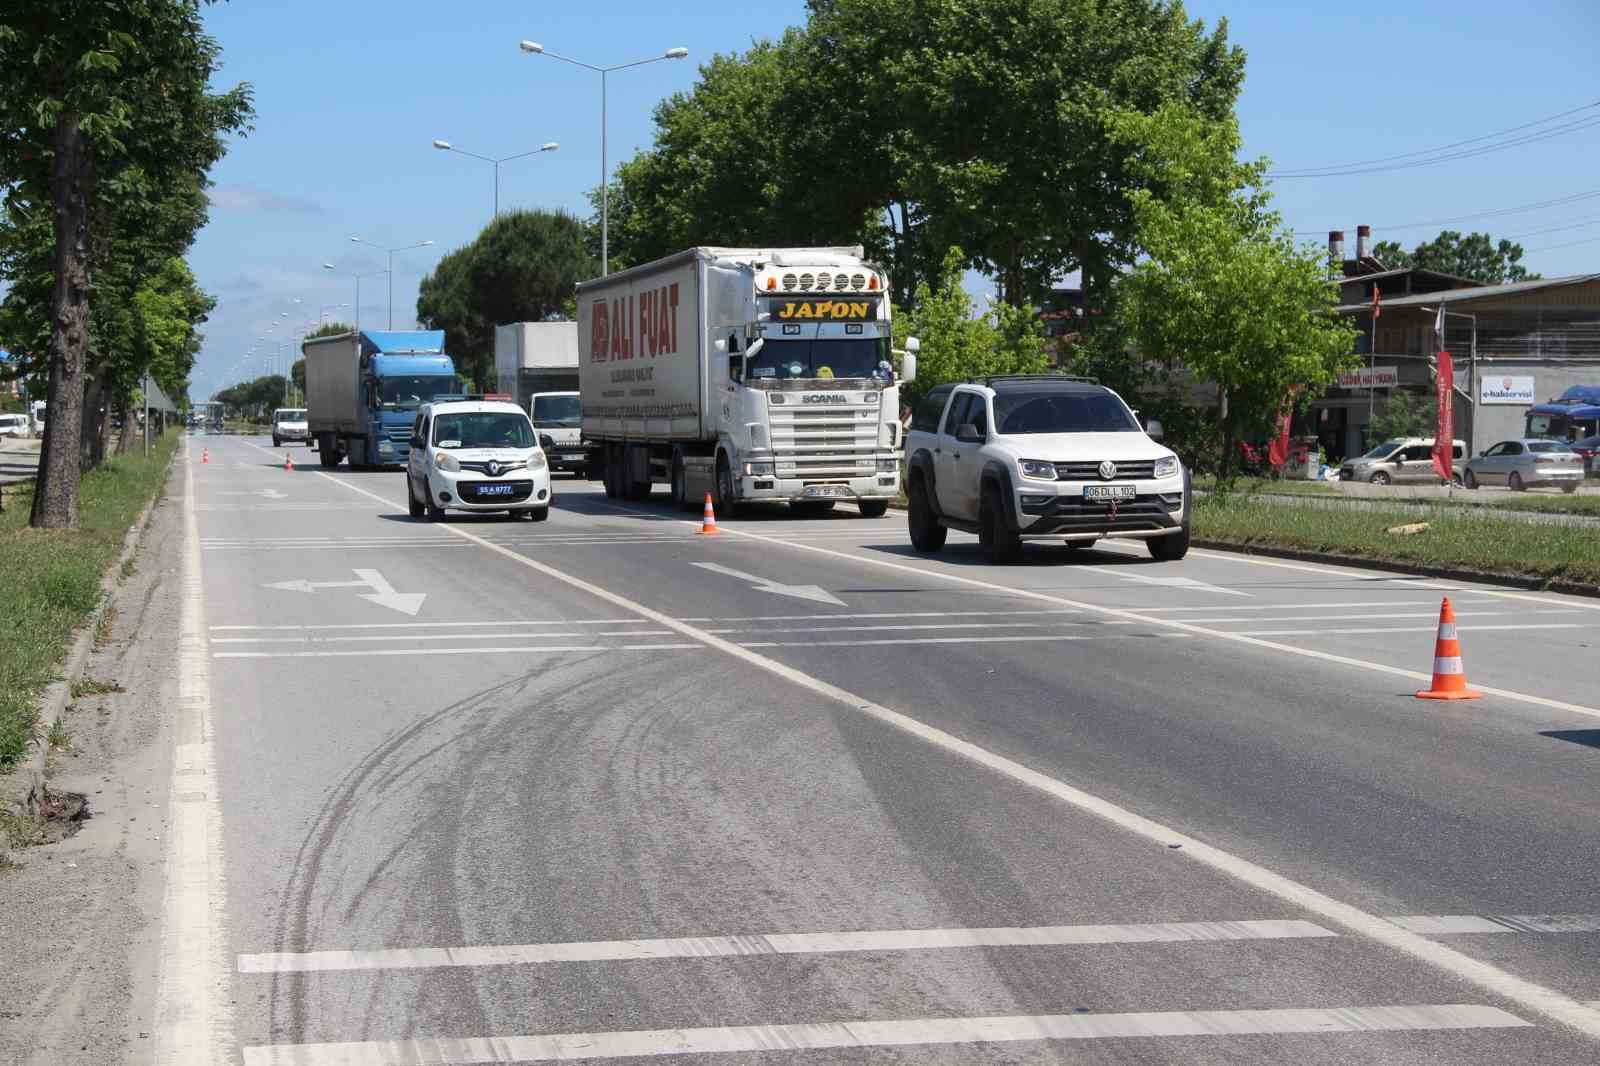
[168,435,1600,1065]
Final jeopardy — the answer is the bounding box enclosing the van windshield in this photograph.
[276,410,306,422]
[1360,439,1404,459]
[432,411,535,450]
[531,395,581,426]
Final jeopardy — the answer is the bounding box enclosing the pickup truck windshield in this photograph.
[747,338,889,381]
[380,375,456,410]
[994,392,1139,434]
[433,412,535,449]
[532,395,581,426]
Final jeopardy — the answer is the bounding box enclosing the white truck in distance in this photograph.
[577,246,917,517]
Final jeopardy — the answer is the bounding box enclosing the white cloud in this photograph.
[208,184,323,215]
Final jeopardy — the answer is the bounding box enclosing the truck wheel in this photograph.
[715,455,740,517]
[407,477,424,518]
[858,499,889,518]
[979,487,1021,564]
[907,479,947,553]
[602,448,619,498]
[318,435,341,468]
[670,455,692,510]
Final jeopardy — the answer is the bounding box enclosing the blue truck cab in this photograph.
[305,330,459,469]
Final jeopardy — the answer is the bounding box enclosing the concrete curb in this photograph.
[1191,538,1600,600]
[1,445,178,852]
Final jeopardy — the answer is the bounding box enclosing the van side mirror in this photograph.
[410,434,423,448]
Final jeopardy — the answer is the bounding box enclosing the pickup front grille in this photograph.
[1054,459,1156,481]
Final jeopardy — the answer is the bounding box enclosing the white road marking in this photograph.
[1391,915,1600,935]
[702,523,1600,721]
[153,442,234,1064]
[314,475,1600,1040]
[702,621,1134,635]
[211,631,672,643]
[1127,599,1485,614]
[1231,624,1581,637]
[1155,609,1570,625]
[213,642,701,659]
[1185,548,1600,612]
[691,561,848,607]
[238,918,1336,974]
[241,1005,1529,1064]
[741,633,1179,649]
[263,567,426,616]
[679,609,1084,623]
[211,618,642,631]
[1078,565,1253,598]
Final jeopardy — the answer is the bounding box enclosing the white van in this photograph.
[0,413,30,438]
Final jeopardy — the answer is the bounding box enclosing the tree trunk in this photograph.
[83,374,107,471]
[1218,386,1236,480]
[31,112,93,530]
[115,396,135,456]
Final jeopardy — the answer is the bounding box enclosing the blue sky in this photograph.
[189,0,1600,400]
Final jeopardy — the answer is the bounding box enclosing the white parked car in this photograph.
[904,375,1188,563]
[405,397,551,521]
[0,413,31,438]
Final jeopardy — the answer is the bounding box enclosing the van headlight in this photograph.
[433,451,459,472]
[1154,455,1179,479]
[1018,459,1058,481]
[528,451,547,470]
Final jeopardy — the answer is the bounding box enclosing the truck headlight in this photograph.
[1018,459,1058,481]
[433,451,459,472]
[528,451,547,470]
[744,461,774,476]
[1153,455,1179,479]
[876,459,898,473]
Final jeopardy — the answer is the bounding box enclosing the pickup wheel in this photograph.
[858,499,889,518]
[979,486,1022,564]
[907,479,946,553]
[406,477,424,518]
[1147,528,1190,561]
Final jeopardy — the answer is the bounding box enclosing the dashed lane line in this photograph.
[311,470,1600,1041]
[240,1005,1530,1064]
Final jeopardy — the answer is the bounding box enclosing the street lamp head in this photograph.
[520,40,543,54]
[419,240,435,247]
[665,47,689,59]
[349,236,362,243]
[542,141,560,152]
[432,139,452,150]
[322,263,335,271]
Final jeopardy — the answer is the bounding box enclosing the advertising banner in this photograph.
[1479,375,1535,405]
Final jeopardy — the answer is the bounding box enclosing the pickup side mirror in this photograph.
[956,423,984,444]
[1145,418,1164,441]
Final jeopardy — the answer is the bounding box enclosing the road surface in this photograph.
[142,436,1600,1063]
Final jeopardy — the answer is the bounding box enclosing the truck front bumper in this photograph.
[739,471,899,503]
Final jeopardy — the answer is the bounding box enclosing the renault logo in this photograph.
[1098,460,1118,481]
[486,460,501,477]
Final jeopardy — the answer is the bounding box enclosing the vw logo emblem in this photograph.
[1098,460,1117,481]
[486,460,501,477]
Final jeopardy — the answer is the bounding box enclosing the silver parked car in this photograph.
[1463,438,1584,493]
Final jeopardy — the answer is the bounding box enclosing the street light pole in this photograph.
[349,237,434,329]
[520,40,688,275]
[432,140,559,219]
[323,265,388,332]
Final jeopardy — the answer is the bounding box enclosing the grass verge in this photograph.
[1202,476,1600,517]
[0,433,177,768]
[1193,494,1600,587]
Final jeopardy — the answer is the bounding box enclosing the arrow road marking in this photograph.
[692,562,847,607]
[263,568,426,616]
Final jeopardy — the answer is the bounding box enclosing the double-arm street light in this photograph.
[322,264,389,332]
[348,236,434,329]
[519,39,689,275]
[432,139,559,219]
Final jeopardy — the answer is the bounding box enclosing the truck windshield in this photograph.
[380,375,456,410]
[747,338,889,382]
[531,395,581,426]
[993,391,1139,434]
[432,412,535,449]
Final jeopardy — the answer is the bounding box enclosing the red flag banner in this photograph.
[1267,402,1292,468]
[1433,351,1454,482]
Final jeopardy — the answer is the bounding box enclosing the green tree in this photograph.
[1111,111,1358,477]
[1371,231,1536,284]
[0,0,252,528]
[418,246,491,389]
[1368,389,1437,442]
[899,247,1048,410]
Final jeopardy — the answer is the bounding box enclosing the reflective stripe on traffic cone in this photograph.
[1416,596,1481,700]
[698,492,719,535]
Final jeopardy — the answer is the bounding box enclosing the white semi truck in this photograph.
[576,246,917,516]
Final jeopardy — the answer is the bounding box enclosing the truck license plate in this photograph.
[1083,484,1136,501]
[477,484,515,496]
[804,486,851,498]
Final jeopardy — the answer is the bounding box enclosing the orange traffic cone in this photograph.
[697,492,720,535]
[1416,596,1481,700]
[201,449,209,465]
[284,452,293,471]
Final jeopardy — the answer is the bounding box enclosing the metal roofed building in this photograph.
[1324,272,1600,460]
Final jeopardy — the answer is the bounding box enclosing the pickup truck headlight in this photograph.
[433,451,460,472]
[528,451,547,470]
[1018,459,1058,481]
[1153,455,1179,479]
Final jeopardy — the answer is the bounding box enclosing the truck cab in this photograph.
[528,391,587,477]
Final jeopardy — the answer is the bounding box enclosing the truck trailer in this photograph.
[576,246,917,516]
[304,330,457,468]
[494,321,586,476]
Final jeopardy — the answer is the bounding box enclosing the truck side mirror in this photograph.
[902,352,917,383]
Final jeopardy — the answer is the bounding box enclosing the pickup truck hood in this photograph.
[1003,432,1172,461]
